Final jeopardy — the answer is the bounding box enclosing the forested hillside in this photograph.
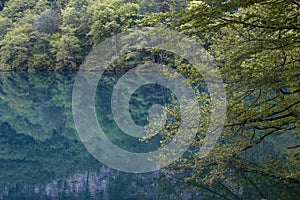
[0,0,142,70]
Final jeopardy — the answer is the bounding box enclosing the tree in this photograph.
[0,0,46,20]
[145,0,300,183]
[0,0,52,70]
[50,26,82,70]
[0,23,34,70]
[61,0,92,59]
[0,0,8,11]
[34,9,59,34]
[87,0,139,46]
[0,17,12,40]
[139,0,187,15]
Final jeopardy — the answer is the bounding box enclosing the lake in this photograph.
[0,72,299,199]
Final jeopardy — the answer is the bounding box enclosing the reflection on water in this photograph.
[1,167,160,200]
[0,72,299,200]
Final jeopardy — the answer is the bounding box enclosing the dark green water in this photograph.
[0,72,299,200]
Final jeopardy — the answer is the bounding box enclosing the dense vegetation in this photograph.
[0,0,140,70]
[0,0,299,194]
[145,0,300,184]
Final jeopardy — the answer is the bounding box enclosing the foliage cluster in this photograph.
[0,0,139,70]
[144,0,300,184]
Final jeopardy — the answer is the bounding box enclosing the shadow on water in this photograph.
[0,72,299,199]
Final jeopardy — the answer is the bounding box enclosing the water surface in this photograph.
[0,72,299,199]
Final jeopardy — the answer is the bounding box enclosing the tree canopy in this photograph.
[144,0,300,183]
[0,0,140,70]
